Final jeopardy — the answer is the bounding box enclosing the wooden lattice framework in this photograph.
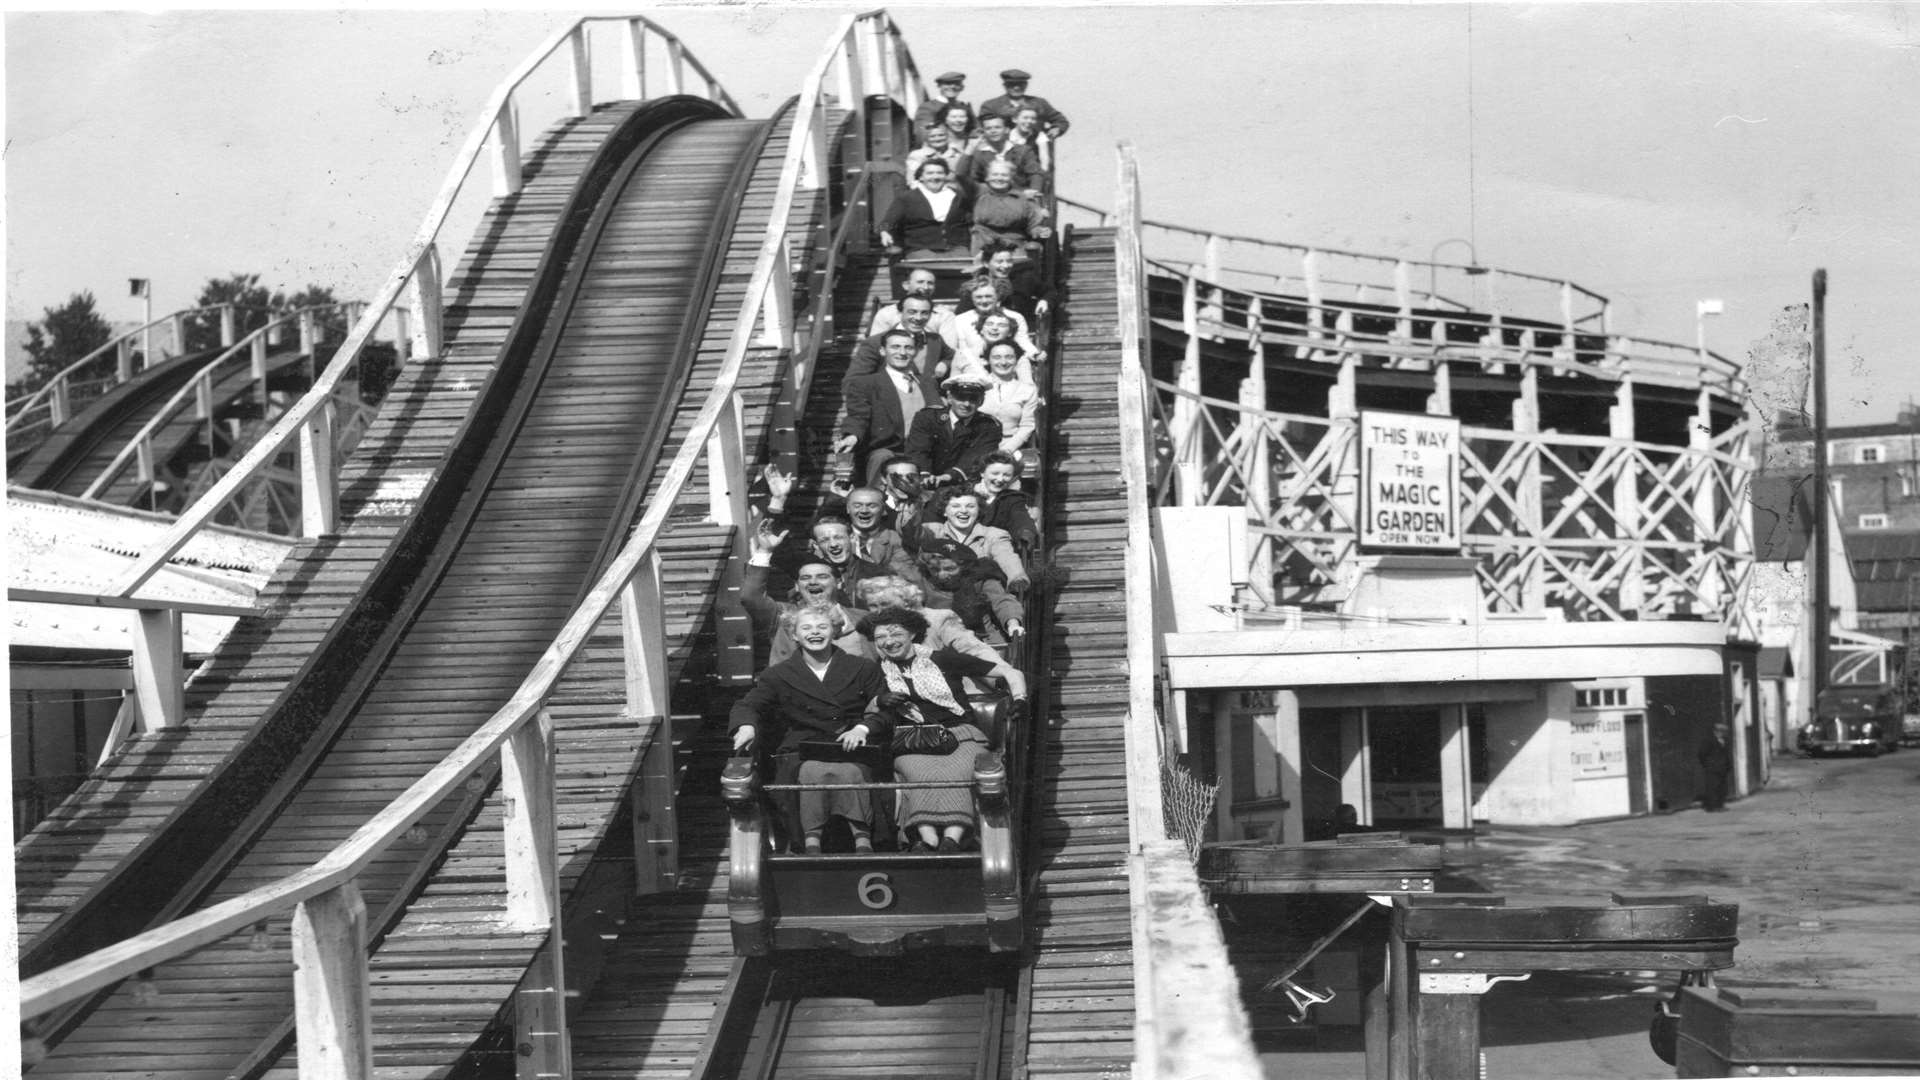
[1149,261,1757,635]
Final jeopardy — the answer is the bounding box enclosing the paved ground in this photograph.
[1259,749,1920,1079]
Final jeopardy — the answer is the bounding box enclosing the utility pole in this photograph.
[1810,270,1830,708]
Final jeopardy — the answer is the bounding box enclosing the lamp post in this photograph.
[1427,238,1488,309]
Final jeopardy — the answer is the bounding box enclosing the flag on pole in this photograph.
[129,278,151,298]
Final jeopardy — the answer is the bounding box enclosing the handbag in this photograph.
[891,717,959,755]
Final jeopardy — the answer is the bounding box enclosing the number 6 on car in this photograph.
[857,871,895,910]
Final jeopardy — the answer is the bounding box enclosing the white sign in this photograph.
[1359,411,1461,550]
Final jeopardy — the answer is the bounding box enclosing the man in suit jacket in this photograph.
[837,329,944,484]
[845,295,951,388]
[905,373,1004,487]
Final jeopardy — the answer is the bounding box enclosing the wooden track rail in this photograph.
[28,107,764,1079]
[11,345,229,488]
[12,108,652,974]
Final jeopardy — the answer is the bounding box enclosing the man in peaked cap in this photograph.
[913,70,972,146]
[978,68,1069,140]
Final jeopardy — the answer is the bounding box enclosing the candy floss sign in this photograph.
[1359,410,1461,550]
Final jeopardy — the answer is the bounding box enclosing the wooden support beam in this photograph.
[300,398,338,536]
[491,102,524,198]
[220,304,237,348]
[117,338,136,382]
[1512,367,1544,610]
[1438,704,1473,830]
[621,20,647,99]
[408,246,444,361]
[129,608,185,732]
[705,394,754,683]
[49,378,70,427]
[252,334,270,408]
[514,938,571,1080]
[1610,379,1644,613]
[291,883,374,1080]
[758,238,795,349]
[1173,274,1204,506]
[665,38,686,95]
[566,26,591,118]
[501,708,559,932]
[621,554,679,894]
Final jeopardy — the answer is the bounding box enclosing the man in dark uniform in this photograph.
[1697,723,1733,811]
[978,68,1069,140]
[914,71,971,145]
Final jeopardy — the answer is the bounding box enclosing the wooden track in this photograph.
[564,110,856,1080]
[13,106,663,968]
[27,107,767,1080]
[9,345,231,489]
[1018,226,1136,1079]
[66,347,316,507]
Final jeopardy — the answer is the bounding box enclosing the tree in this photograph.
[180,273,283,352]
[10,292,115,397]
[283,285,348,339]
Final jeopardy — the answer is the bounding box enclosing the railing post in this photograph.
[1241,297,1273,604]
[1560,282,1576,334]
[117,337,136,382]
[566,26,592,117]
[130,608,185,733]
[1173,274,1204,506]
[758,239,796,350]
[621,552,679,895]
[49,379,70,428]
[621,20,647,99]
[395,307,414,366]
[503,709,560,932]
[665,37,686,95]
[220,304,237,348]
[502,706,569,1080]
[859,21,888,105]
[292,883,375,1080]
[300,398,339,536]
[491,101,523,198]
[251,335,270,408]
[1691,387,1723,616]
[1611,379,1643,615]
[1303,249,1325,342]
[800,97,829,191]
[135,436,156,486]
[706,393,755,683]
[1395,260,1414,341]
[408,246,445,362]
[299,309,318,355]
[837,33,863,110]
[1513,367,1544,611]
[172,312,187,356]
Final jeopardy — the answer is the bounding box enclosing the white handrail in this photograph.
[107,15,741,598]
[6,305,240,432]
[1146,255,1746,394]
[1056,192,1611,330]
[19,8,907,1025]
[79,304,356,502]
[1116,142,1264,1080]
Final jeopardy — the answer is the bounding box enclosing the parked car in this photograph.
[1799,683,1902,757]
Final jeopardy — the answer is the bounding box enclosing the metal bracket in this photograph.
[1419,971,1532,995]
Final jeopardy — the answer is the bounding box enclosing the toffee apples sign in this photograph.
[1358,410,1461,551]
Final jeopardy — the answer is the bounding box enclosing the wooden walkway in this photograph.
[1019,226,1136,1080]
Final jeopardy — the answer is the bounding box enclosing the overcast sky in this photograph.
[6,4,1916,424]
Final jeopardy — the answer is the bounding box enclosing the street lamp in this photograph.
[1427,238,1488,308]
[1696,298,1725,358]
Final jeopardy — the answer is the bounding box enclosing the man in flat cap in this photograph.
[978,69,1069,141]
[914,70,972,146]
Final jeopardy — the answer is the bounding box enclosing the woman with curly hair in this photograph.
[860,608,1026,852]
